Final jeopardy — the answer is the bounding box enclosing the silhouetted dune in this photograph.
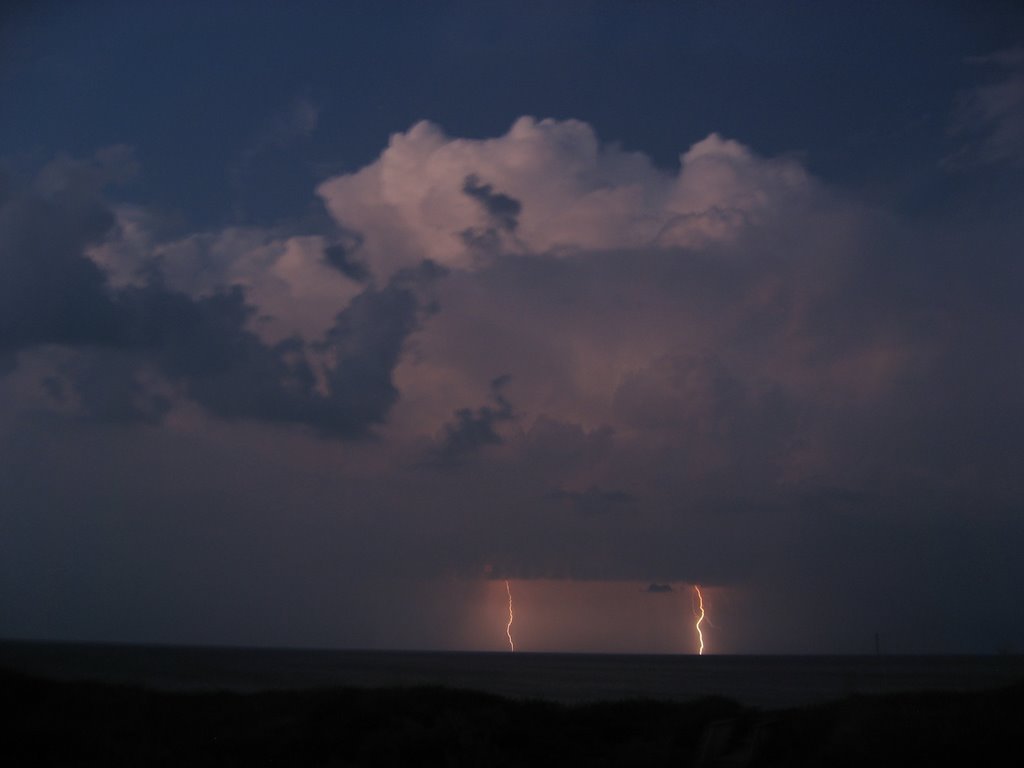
[3,668,1023,766]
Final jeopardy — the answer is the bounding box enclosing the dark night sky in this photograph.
[1,1,1023,654]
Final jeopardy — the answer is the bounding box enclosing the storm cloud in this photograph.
[2,13,1023,655]
[0,152,124,356]
[435,374,515,464]
[0,157,442,438]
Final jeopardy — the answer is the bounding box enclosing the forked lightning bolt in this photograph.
[693,585,706,655]
[505,579,515,652]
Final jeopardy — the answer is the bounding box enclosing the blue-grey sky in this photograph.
[2,1,1023,653]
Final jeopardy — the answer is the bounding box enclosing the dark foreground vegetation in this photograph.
[3,668,1023,767]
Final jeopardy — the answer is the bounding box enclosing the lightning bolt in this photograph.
[692,584,706,655]
[505,579,515,652]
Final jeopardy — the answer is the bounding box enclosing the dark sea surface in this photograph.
[3,640,1023,709]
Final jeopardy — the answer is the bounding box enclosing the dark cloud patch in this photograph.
[462,174,521,232]
[0,153,124,355]
[459,225,503,253]
[323,229,369,282]
[646,583,673,593]
[0,156,445,438]
[113,283,325,429]
[54,351,172,425]
[313,262,444,436]
[98,260,443,438]
[435,374,515,463]
[547,486,635,516]
[459,175,523,254]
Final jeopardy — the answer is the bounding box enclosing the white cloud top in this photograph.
[317,118,810,278]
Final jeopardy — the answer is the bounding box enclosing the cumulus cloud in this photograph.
[316,117,810,279]
[309,118,840,464]
[4,120,990,486]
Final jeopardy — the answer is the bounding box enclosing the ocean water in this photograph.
[2,640,1024,709]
